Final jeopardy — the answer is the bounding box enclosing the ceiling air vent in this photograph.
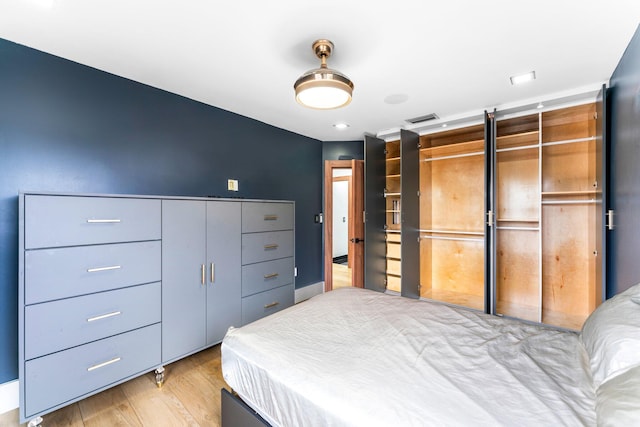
[405,113,439,124]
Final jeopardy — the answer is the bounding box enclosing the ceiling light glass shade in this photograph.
[294,40,354,110]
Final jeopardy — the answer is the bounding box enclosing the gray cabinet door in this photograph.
[162,200,207,363]
[206,201,242,345]
[364,134,387,292]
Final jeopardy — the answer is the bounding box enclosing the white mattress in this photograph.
[222,287,596,426]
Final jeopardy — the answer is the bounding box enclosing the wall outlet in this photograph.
[227,179,239,191]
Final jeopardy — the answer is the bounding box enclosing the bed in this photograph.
[221,284,640,426]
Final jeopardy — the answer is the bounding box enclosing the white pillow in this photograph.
[596,364,640,426]
[580,283,640,388]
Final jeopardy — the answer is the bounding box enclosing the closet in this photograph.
[493,103,602,329]
[365,96,606,330]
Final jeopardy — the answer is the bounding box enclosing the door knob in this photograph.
[350,237,364,243]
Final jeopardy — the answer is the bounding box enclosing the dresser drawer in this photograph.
[24,195,161,249]
[242,230,293,265]
[242,257,294,297]
[241,284,294,325]
[25,323,160,418]
[242,202,293,233]
[25,282,161,360]
[25,240,161,304]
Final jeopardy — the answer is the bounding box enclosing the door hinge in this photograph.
[486,210,494,227]
[363,210,366,223]
[606,209,615,230]
[417,190,421,197]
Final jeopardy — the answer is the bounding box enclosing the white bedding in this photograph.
[222,287,596,426]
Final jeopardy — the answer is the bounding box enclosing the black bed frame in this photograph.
[221,388,272,426]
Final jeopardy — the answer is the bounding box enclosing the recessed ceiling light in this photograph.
[510,71,536,85]
[333,123,350,130]
[537,102,544,109]
[442,124,448,128]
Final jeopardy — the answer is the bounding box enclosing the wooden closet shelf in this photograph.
[496,130,539,140]
[420,138,484,154]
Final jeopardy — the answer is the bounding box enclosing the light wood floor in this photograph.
[0,345,229,427]
[332,263,352,289]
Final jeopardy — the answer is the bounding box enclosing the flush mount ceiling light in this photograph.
[294,39,354,110]
[510,71,536,85]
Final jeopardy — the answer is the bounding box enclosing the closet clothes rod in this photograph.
[422,151,484,162]
[420,235,484,242]
[420,229,484,236]
[541,200,600,205]
[541,136,595,147]
[495,143,539,153]
[496,226,540,231]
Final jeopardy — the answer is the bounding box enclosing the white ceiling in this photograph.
[1,1,639,141]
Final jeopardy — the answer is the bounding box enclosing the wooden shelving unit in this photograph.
[540,103,600,329]
[385,140,402,292]
[418,124,486,310]
[495,103,601,330]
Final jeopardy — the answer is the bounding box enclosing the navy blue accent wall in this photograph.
[322,140,364,162]
[0,38,322,383]
[608,25,640,298]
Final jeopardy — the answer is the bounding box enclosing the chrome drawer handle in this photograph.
[264,215,278,221]
[87,265,121,273]
[264,301,279,309]
[87,357,121,372]
[263,273,279,279]
[87,311,121,322]
[264,244,278,250]
[87,219,121,223]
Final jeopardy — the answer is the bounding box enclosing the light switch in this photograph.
[227,179,239,191]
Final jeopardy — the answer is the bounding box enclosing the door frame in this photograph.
[324,159,364,291]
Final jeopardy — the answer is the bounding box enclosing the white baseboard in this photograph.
[295,281,324,304]
[0,380,18,415]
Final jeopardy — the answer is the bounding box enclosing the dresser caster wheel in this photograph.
[27,416,43,427]
[155,366,165,388]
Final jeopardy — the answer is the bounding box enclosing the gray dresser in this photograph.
[241,202,295,325]
[18,193,295,426]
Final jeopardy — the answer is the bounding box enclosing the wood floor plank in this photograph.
[164,369,221,426]
[2,345,226,427]
[77,386,129,419]
[41,402,84,427]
